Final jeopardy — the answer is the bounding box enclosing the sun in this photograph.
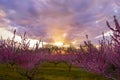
[53,42,63,47]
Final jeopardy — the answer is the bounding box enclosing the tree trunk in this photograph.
[27,76,33,80]
[68,64,72,72]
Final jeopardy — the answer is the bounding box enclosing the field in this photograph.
[0,62,108,80]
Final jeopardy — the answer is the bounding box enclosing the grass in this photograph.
[0,62,109,80]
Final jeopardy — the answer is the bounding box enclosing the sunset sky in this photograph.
[0,0,120,46]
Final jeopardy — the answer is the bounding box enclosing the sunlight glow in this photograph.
[53,42,63,47]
